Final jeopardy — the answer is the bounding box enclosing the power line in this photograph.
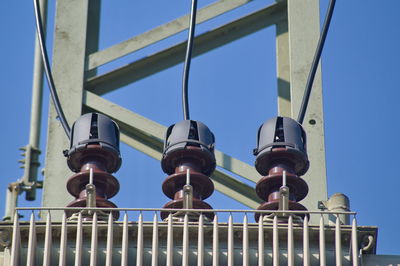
[33,0,71,138]
[297,0,336,124]
[182,0,198,121]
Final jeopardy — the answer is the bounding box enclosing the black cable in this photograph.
[33,0,71,138]
[297,0,336,124]
[182,0,198,120]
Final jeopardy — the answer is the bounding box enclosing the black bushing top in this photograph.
[161,120,216,175]
[254,116,309,176]
[66,113,121,173]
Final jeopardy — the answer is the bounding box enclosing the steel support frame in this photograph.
[43,0,327,217]
[42,0,100,216]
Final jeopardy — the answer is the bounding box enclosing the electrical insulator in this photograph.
[160,120,216,220]
[64,113,121,219]
[253,116,309,221]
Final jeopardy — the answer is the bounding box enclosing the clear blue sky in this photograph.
[1,0,399,255]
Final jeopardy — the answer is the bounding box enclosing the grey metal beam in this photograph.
[83,91,261,208]
[276,15,291,117]
[87,0,253,70]
[286,0,328,213]
[42,0,101,219]
[85,1,286,95]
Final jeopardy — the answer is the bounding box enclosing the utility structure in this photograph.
[1,0,398,265]
[42,0,328,216]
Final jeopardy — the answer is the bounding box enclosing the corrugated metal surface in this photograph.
[0,208,378,265]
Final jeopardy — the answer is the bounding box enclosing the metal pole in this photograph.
[22,0,48,201]
[30,0,47,149]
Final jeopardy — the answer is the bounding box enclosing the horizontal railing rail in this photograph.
[0,207,375,266]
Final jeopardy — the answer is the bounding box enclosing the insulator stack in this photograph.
[160,120,216,220]
[64,113,122,219]
[253,116,309,221]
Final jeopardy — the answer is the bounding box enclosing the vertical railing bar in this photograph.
[136,212,144,266]
[59,212,67,266]
[43,211,52,266]
[166,213,173,266]
[351,217,359,266]
[335,215,342,266]
[182,214,189,266]
[228,213,234,266]
[75,213,83,266]
[106,212,113,266]
[212,214,219,266]
[121,212,128,266]
[90,212,98,266]
[303,216,310,266]
[27,211,37,266]
[319,215,326,266]
[258,216,264,266]
[197,214,204,266]
[273,215,279,266]
[243,214,249,266]
[151,212,159,266]
[10,212,20,266]
[288,215,294,266]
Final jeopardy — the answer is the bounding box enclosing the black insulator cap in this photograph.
[66,113,121,173]
[161,120,216,175]
[254,117,309,176]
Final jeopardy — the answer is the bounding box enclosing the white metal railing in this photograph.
[2,207,370,266]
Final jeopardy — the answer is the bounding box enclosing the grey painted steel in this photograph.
[42,0,101,220]
[257,215,264,266]
[286,0,328,213]
[151,213,159,266]
[288,216,294,266]
[197,215,204,266]
[361,255,400,265]
[1,208,382,265]
[75,213,83,266]
[90,212,98,266]
[87,0,253,70]
[272,215,279,266]
[212,215,219,266]
[83,91,261,208]
[106,213,113,266]
[276,15,291,118]
[335,216,342,266]
[136,213,144,266]
[303,216,311,266]
[351,218,359,266]
[319,215,326,266]
[43,212,52,266]
[85,2,286,95]
[21,0,47,200]
[26,212,36,266]
[59,213,67,266]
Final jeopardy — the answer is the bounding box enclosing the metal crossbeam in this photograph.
[86,1,286,95]
[88,0,253,70]
[83,91,261,208]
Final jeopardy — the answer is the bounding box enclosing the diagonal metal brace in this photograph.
[83,91,261,208]
[85,1,286,95]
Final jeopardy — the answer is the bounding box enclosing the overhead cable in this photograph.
[297,0,336,124]
[182,0,198,120]
[33,0,71,138]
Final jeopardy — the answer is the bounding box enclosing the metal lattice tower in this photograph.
[42,0,327,220]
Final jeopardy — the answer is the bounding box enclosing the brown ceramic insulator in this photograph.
[255,151,309,222]
[66,144,120,219]
[161,146,215,220]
